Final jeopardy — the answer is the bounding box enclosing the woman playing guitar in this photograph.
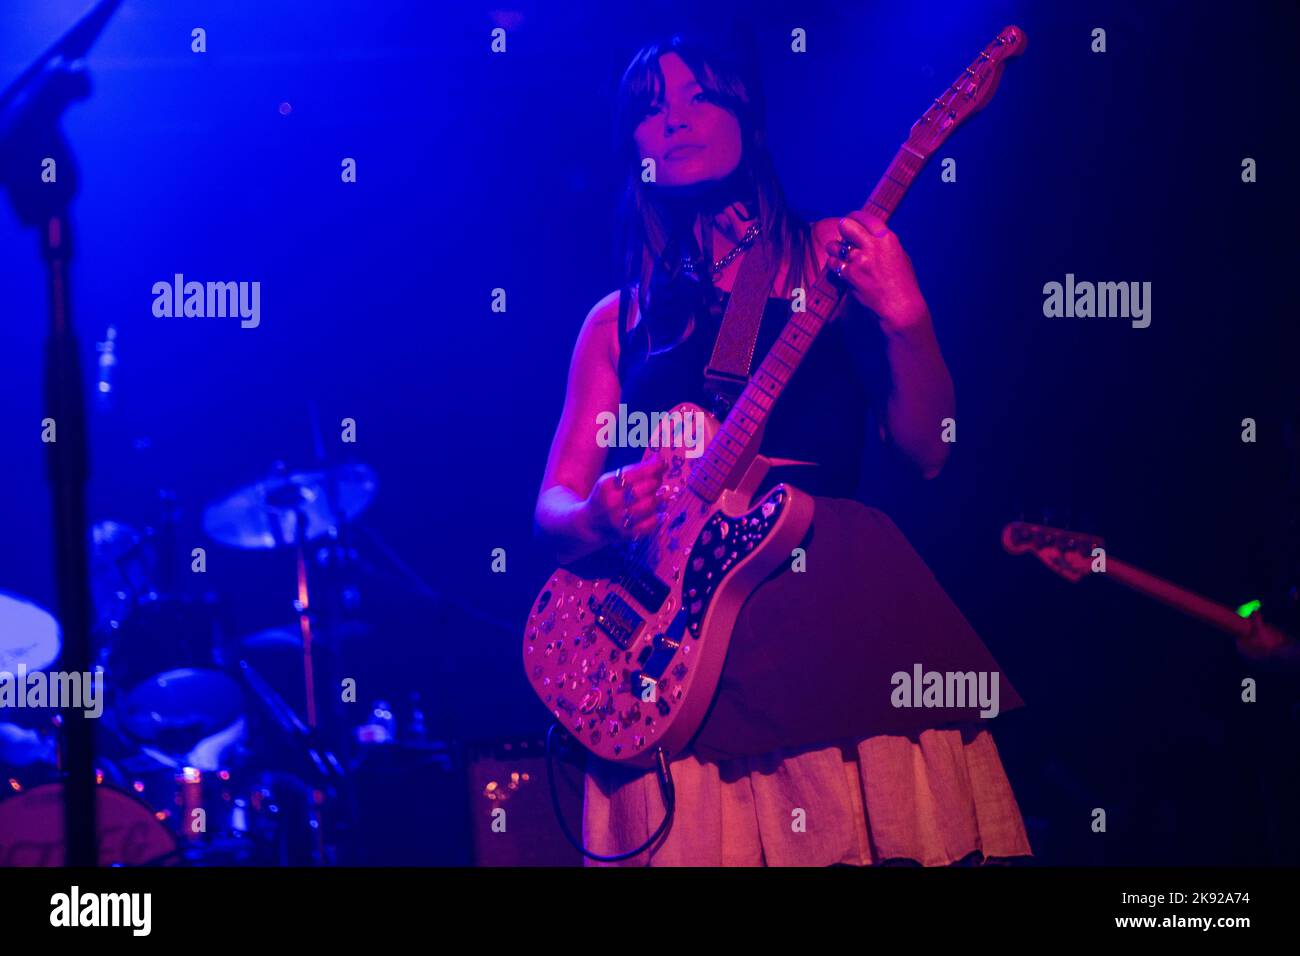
[534,31,1032,866]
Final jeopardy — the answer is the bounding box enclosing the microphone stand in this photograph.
[0,0,124,867]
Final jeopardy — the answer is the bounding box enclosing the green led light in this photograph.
[1236,599,1261,619]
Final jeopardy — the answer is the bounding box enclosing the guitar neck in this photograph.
[685,25,1025,502]
[687,149,924,502]
[1104,557,1254,639]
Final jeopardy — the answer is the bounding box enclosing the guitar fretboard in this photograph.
[868,146,928,219]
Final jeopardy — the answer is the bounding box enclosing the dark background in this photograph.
[1,0,1296,864]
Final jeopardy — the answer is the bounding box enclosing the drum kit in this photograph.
[0,461,402,866]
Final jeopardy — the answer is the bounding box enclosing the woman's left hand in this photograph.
[824,212,931,335]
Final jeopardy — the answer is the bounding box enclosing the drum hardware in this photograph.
[203,463,377,730]
[236,660,345,787]
[235,658,345,865]
[89,520,156,634]
[200,462,379,864]
[2,454,420,864]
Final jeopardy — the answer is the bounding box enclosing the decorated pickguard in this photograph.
[523,486,791,760]
[681,487,788,639]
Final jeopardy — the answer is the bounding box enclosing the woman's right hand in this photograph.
[584,457,668,543]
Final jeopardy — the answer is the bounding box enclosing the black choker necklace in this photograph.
[682,222,761,277]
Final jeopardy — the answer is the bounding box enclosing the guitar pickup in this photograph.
[588,592,643,650]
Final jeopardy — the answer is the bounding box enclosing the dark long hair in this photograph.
[613,32,816,351]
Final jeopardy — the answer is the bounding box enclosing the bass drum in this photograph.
[0,781,178,867]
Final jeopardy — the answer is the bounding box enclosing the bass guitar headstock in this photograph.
[1001,520,1103,583]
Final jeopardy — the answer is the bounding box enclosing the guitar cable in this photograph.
[545,723,676,863]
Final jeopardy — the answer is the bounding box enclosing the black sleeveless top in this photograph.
[609,289,883,499]
[597,283,1027,761]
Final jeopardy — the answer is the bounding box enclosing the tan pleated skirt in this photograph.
[582,724,1033,866]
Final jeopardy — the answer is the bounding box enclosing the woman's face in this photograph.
[634,52,742,189]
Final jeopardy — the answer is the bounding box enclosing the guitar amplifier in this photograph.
[464,736,584,867]
[344,740,474,866]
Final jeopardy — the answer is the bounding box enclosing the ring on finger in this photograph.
[622,510,633,529]
[613,466,625,489]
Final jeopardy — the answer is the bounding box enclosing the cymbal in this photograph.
[203,464,377,549]
[0,591,61,673]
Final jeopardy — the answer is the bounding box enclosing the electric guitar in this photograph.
[524,27,1028,766]
[1002,521,1295,658]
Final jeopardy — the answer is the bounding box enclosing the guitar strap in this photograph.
[701,234,779,419]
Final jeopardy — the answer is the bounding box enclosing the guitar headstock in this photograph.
[1001,520,1103,583]
[907,24,1027,161]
